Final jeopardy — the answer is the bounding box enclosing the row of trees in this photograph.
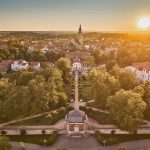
[92,46,150,68]
[0,57,72,123]
[0,41,64,63]
[88,65,150,133]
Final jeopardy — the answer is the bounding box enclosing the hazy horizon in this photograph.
[0,0,150,31]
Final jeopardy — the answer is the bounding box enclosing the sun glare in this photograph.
[138,17,150,29]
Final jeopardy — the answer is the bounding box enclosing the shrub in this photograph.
[1,130,7,135]
[46,131,58,145]
[111,130,116,135]
[20,128,27,136]
[41,129,46,135]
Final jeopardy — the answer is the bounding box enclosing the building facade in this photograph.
[65,110,88,135]
[125,62,150,82]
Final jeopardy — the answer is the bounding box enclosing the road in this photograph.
[10,134,150,150]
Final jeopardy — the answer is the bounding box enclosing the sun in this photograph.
[138,17,150,29]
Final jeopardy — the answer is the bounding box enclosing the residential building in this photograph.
[11,59,28,71]
[125,62,150,82]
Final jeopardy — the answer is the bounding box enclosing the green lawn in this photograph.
[11,115,55,126]
[79,78,93,101]
[80,85,92,101]
[12,107,73,126]
[80,106,113,125]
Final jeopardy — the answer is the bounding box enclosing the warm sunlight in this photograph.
[138,17,150,29]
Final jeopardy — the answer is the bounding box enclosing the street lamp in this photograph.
[43,139,46,150]
[103,140,106,149]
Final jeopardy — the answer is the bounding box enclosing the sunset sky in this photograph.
[0,0,150,31]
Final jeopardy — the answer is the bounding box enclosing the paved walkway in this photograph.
[74,71,79,110]
[0,119,66,135]
[10,134,150,150]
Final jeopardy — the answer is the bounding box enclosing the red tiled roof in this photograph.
[132,62,150,71]
[65,52,91,60]
[0,60,13,70]
[30,62,39,66]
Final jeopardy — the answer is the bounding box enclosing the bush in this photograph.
[0,136,11,150]
[1,130,7,135]
[111,130,116,135]
[41,129,46,135]
[46,131,58,145]
[20,128,27,136]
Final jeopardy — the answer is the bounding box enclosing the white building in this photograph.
[72,62,82,71]
[125,62,150,82]
[11,60,28,71]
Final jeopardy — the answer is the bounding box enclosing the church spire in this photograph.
[78,24,82,34]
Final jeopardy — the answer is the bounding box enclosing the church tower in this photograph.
[78,24,82,34]
[77,24,83,46]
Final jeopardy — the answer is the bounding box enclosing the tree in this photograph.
[56,58,71,83]
[46,51,64,63]
[3,85,31,119]
[30,50,47,62]
[86,56,95,67]
[107,90,146,133]
[88,68,120,108]
[142,81,150,120]
[106,59,117,71]
[0,78,14,121]
[109,65,123,79]
[57,92,68,107]
[142,81,150,101]
[17,71,34,86]
[28,76,50,113]
[0,136,11,150]
[20,128,27,136]
[132,86,145,97]
[92,49,102,64]
[119,70,140,90]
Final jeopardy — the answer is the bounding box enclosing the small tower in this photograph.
[77,24,83,46]
[78,24,82,34]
